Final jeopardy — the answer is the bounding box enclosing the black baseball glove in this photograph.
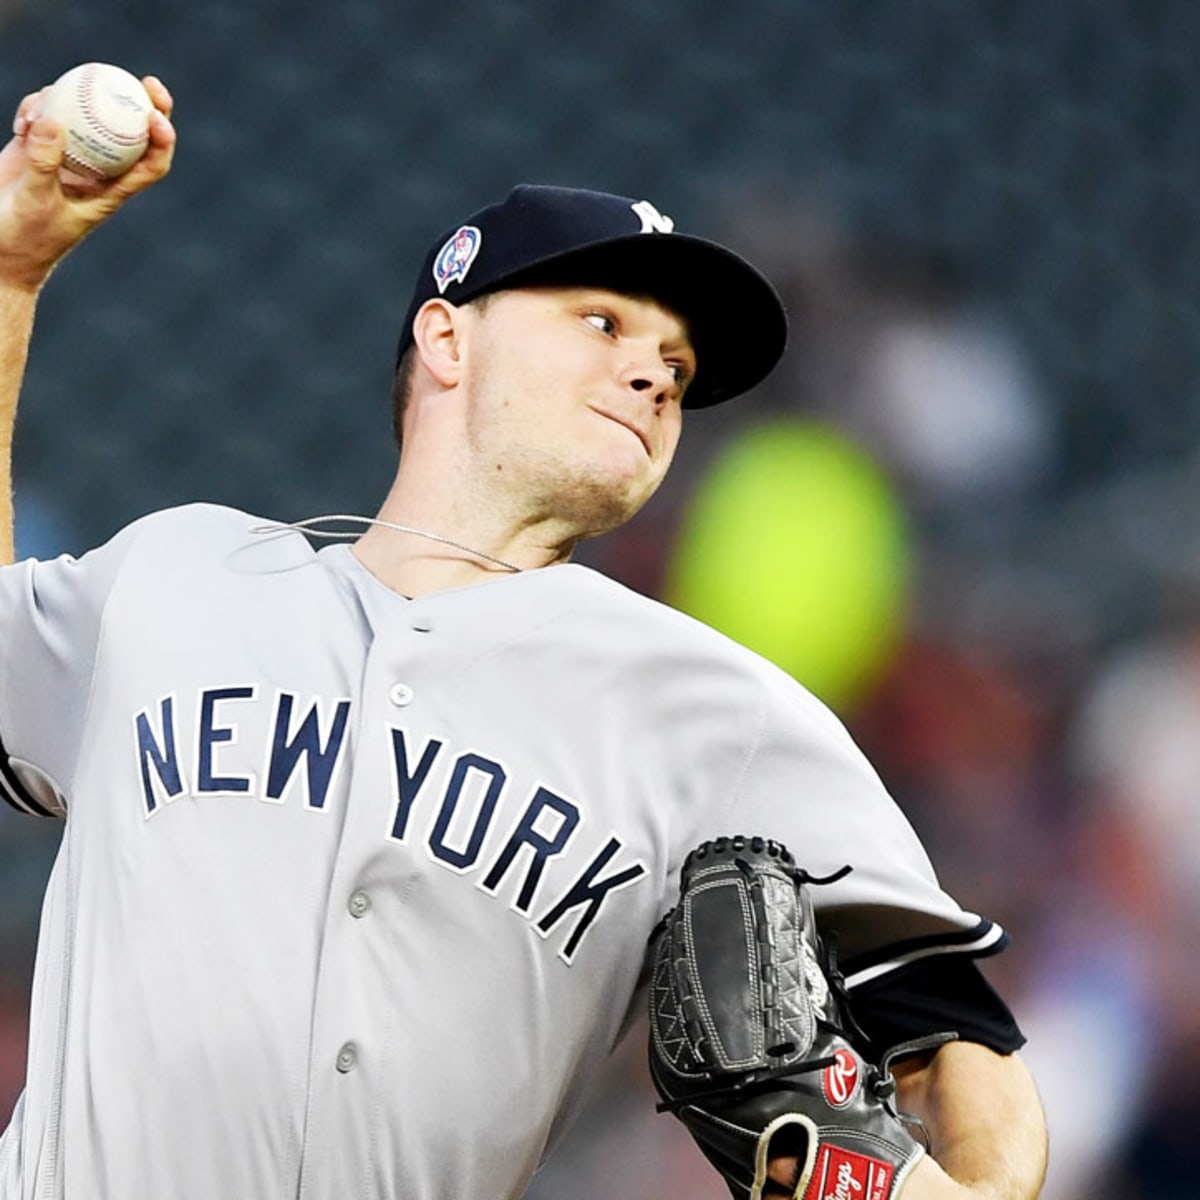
[648,836,953,1200]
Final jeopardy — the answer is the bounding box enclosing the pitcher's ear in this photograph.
[411,297,467,388]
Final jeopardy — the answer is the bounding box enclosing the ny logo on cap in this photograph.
[631,200,675,234]
[433,224,483,294]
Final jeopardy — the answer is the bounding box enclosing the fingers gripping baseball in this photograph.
[0,68,175,291]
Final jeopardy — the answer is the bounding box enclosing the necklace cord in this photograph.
[248,515,524,574]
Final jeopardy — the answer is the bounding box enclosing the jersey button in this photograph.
[348,889,371,918]
[336,1043,358,1073]
[410,616,434,633]
[388,682,414,707]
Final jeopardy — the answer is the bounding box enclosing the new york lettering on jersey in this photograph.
[132,686,647,962]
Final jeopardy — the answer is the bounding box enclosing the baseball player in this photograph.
[0,75,1047,1200]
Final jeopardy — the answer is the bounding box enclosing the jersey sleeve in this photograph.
[0,525,141,817]
[721,668,1007,991]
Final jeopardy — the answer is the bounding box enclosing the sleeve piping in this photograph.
[843,919,1009,990]
[0,731,56,817]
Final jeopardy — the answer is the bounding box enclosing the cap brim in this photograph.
[487,234,788,408]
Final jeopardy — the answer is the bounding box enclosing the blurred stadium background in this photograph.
[2,1,1198,1196]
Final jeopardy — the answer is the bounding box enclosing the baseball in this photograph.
[42,62,153,179]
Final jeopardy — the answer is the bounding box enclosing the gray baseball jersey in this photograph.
[0,503,1002,1200]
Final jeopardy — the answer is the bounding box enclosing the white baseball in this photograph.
[43,62,153,180]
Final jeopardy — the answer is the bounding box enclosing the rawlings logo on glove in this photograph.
[647,836,954,1200]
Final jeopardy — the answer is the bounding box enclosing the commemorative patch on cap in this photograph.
[433,224,483,294]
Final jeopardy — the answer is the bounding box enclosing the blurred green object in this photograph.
[666,420,911,713]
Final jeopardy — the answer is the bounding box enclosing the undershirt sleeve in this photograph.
[848,955,1026,1060]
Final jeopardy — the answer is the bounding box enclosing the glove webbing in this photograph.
[734,854,853,1058]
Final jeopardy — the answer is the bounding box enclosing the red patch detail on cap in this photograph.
[821,1047,861,1109]
[803,1145,895,1200]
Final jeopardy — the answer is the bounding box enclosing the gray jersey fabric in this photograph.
[0,504,1000,1200]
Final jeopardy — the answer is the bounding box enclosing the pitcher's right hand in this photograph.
[0,74,175,293]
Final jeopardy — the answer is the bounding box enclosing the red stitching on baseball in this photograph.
[75,63,149,147]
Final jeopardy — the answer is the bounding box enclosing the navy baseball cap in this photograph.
[396,184,788,408]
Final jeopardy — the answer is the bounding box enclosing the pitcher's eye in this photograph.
[583,312,617,336]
